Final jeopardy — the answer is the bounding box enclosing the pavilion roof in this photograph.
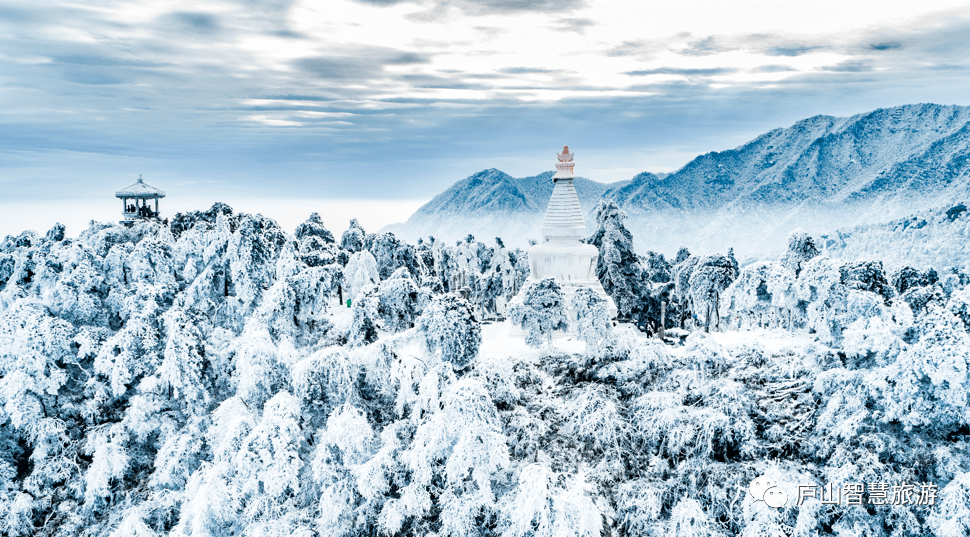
[115,176,166,198]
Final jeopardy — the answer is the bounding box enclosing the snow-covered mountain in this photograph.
[820,203,970,271]
[383,169,621,246]
[388,104,970,261]
[618,103,970,260]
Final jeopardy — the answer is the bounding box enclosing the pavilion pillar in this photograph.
[155,197,159,216]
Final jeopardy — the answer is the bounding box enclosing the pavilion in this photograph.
[116,175,166,224]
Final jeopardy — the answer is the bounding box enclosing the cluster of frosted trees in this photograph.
[586,200,967,346]
[3,201,970,536]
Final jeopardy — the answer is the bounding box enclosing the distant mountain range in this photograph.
[384,169,619,246]
[385,103,970,268]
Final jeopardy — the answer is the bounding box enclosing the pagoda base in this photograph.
[512,239,618,331]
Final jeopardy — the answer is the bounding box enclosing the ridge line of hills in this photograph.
[384,103,970,269]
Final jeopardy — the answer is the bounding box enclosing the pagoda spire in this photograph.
[541,145,586,241]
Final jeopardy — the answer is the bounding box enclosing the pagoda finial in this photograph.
[138,174,143,183]
[553,145,575,178]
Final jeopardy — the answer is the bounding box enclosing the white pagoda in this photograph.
[521,146,617,323]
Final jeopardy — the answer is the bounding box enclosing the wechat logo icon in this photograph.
[749,475,788,508]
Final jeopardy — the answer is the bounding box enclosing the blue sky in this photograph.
[3,0,970,236]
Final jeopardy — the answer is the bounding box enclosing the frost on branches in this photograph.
[3,204,970,536]
[508,277,569,349]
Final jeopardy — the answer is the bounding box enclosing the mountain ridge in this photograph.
[385,169,621,245]
[385,103,970,264]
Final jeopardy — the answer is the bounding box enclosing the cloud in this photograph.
[2,0,970,212]
[765,44,824,57]
[296,57,379,80]
[549,17,595,34]
[384,51,432,65]
[354,0,411,5]
[869,42,903,51]
[499,67,569,74]
[752,65,795,73]
[402,0,588,20]
[604,39,664,59]
[678,36,727,56]
[60,70,125,85]
[294,48,432,81]
[165,12,222,34]
[49,54,169,69]
[819,60,872,73]
[625,67,737,77]
[0,4,48,23]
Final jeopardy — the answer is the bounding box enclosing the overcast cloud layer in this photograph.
[2,0,970,235]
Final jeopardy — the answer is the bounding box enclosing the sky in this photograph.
[3,0,970,237]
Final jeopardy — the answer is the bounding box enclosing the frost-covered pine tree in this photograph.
[295,212,343,267]
[880,303,970,433]
[780,228,819,277]
[672,254,701,328]
[796,256,848,344]
[377,267,423,333]
[688,254,737,332]
[344,250,380,302]
[571,287,612,352]
[508,277,569,349]
[416,293,481,368]
[387,377,509,537]
[721,261,775,329]
[368,232,419,281]
[840,259,893,302]
[340,218,366,253]
[588,200,643,319]
[499,461,601,537]
[348,288,381,347]
[640,250,672,283]
[294,212,335,244]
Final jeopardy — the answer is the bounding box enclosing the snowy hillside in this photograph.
[383,169,619,247]
[820,202,970,271]
[4,202,970,536]
[388,104,970,261]
[617,103,970,259]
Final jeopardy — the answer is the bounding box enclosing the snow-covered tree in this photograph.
[780,228,819,277]
[295,213,343,267]
[416,293,481,368]
[796,256,848,343]
[721,261,775,329]
[368,232,419,281]
[312,403,376,536]
[880,304,970,433]
[344,250,380,302]
[348,289,381,347]
[499,462,601,537]
[588,200,643,319]
[388,377,509,537]
[340,218,366,253]
[508,277,569,349]
[294,212,335,244]
[641,250,672,283]
[841,259,893,302]
[688,254,738,332]
[571,287,612,352]
[377,267,423,333]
